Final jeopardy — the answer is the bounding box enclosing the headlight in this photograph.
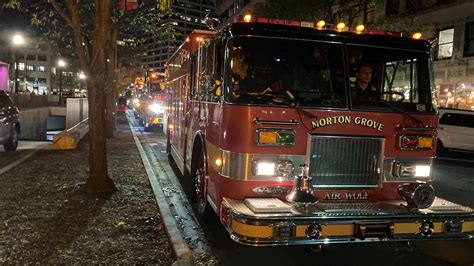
[149,104,164,113]
[415,165,430,177]
[256,129,295,146]
[255,162,275,176]
[393,163,431,178]
[252,160,294,178]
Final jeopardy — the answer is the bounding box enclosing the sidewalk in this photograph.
[0,115,176,264]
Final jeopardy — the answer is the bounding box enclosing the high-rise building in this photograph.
[215,0,265,28]
[140,0,215,72]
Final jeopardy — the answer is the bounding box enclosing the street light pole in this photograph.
[14,52,19,93]
[57,59,66,105]
[59,70,63,104]
[12,34,24,94]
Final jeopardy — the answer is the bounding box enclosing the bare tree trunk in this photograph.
[80,0,116,193]
[105,24,118,139]
[82,76,116,193]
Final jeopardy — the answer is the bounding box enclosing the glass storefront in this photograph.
[437,82,474,111]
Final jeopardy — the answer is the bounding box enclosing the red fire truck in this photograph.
[136,72,167,132]
[164,17,474,246]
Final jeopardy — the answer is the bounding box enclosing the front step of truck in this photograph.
[220,197,474,246]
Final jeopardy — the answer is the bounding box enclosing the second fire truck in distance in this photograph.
[164,16,474,246]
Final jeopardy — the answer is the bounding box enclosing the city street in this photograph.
[129,113,474,266]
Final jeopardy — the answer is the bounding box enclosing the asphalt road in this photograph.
[132,115,473,266]
[0,140,50,174]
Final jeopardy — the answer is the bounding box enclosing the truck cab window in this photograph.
[348,45,434,113]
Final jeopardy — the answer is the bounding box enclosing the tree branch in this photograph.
[49,0,74,29]
[64,0,90,75]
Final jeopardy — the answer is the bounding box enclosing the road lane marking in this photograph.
[0,143,49,176]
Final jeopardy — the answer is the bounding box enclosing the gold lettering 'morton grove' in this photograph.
[311,116,384,132]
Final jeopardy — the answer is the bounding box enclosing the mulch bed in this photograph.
[0,116,176,264]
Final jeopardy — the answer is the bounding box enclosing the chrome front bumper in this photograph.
[220,197,474,246]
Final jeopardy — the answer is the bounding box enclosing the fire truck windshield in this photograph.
[348,45,435,113]
[225,37,347,108]
[225,37,435,113]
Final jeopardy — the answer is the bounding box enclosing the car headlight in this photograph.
[149,104,164,113]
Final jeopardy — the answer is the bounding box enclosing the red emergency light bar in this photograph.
[236,15,403,38]
[152,94,164,100]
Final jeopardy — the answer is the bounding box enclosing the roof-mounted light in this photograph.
[185,37,190,42]
[412,32,422,39]
[336,22,346,31]
[316,20,326,29]
[355,24,365,33]
[243,14,252,23]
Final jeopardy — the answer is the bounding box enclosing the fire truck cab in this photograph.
[165,19,474,246]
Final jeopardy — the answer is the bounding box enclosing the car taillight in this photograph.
[400,135,433,150]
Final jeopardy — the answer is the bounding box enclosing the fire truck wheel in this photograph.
[436,139,446,156]
[193,151,214,221]
[166,131,171,155]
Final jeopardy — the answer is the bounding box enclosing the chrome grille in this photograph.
[308,136,384,188]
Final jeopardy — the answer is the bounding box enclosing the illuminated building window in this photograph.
[437,28,454,60]
[27,65,34,71]
[18,62,25,70]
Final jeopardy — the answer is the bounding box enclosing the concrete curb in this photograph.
[126,116,193,266]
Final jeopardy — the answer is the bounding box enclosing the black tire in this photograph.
[166,126,171,155]
[144,125,152,132]
[192,150,215,221]
[4,127,18,152]
[437,140,446,156]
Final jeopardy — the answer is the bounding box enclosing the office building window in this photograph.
[38,66,46,72]
[18,62,25,70]
[37,55,47,61]
[27,65,34,71]
[464,22,474,57]
[437,28,454,59]
[27,54,36,61]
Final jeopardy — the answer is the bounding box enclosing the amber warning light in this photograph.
[234,15,402,37]
[243,14,252,22]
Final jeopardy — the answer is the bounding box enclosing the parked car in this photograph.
[437,108,474,153]
[0,91,20,151]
